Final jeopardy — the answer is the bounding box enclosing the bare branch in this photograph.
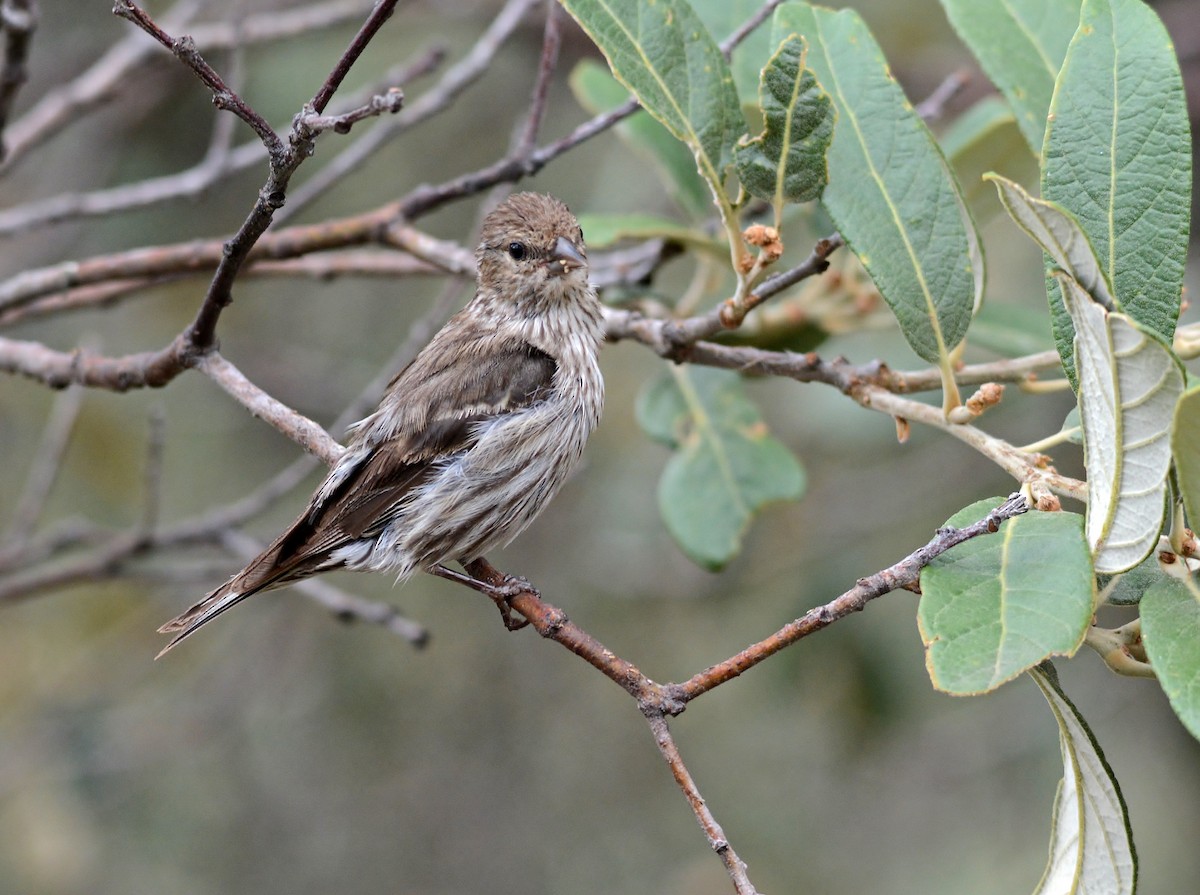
[2,381,83,545]
[674,494,1031,701]
[0,203,404,317]
[462,494,1031,710]
[197,353,344,465]
[1,0,371,173]
[308,0,401,113]
[719,0,783,58]
[512,0,562,160]
[665,233,845,345]
[646,715,760,895]
[0,0,38,160]
[113,1,282,152]
[278,0,538,222]
[362,0,781,220]
[0,332,190,389]
[914,68,971,122]
[0,530,149,604]
[297,87,404,136]
[855,386,1086,500]
[0,42,443,238]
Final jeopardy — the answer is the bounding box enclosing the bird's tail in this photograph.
[155,578,275,659]
[156,539,311,658]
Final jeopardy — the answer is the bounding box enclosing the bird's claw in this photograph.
[485,575,535,631]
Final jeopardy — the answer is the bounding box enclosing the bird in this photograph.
[157,192,605,656]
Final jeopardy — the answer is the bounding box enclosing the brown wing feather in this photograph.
[157,338,556,651]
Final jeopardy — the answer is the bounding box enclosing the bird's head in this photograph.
[476,192,590,308]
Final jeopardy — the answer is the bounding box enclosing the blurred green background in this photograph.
[1,1,1198,893]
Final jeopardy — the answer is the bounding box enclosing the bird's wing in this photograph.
[298,335,558,550]
[156,337,556,652]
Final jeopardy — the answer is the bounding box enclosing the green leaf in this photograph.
[733,35,833,208]
[1043,0,1192,362]
[775,2,983,365]
[568,60,712,219]
[940,97,1038,225]
[919,500,1093,695]
[987,174,1117,311]
[1058,272,1184,573]
[559,0,745,209]
[1098,553,1168,606]
[575,211,724,255]
[636,367,805,570]
[1172,384,1200,531]
[1029,664,1137,895]
[1142,573,1200,742]
[939,0,1079,152]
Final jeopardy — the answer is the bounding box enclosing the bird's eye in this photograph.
[507,242,527,261]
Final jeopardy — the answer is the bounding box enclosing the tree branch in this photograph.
[197,353,345,465]
[0,0,37,160]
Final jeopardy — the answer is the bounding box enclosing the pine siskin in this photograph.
[158,192,604,655]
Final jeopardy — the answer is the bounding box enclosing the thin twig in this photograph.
[197,353,344,465]
[113,1,282,152]
[513,0,561,161]
[857,386,1085,500]
[109,0,404,364]
[1,0,371,173]
[0,0,38,160]
[309,0,401,113]
[467,494,1030,710]
[298,88,405,135]
[277,0,538,222]
[1,382,84,545]
[660,233,844,349]
[674,494,1031,700]
[0,201,406,318]
[719,0,783,59]
[0,44,442,238]
[646,715,760,895]
[914,68,971,122]
[395,0,780,219]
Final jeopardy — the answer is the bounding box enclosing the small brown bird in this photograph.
[158,193,604,655]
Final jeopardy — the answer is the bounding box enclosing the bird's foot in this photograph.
[432,559,536,631]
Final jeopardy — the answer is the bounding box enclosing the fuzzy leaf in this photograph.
[1029,664,1137,895]
[1058,272,1183,573]
[919,500,1093,695]
[636,367,804,570]
[733,35,833,207]
[1043,0,1192,375]
[1172,384,1200,532]
[560,0,744,209]
[987,174,1116,311]
[1142,572,1200,742]
[939,0,1079,152]
[775,2,983,364]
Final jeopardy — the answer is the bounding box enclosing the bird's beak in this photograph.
[548,236,586,277]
